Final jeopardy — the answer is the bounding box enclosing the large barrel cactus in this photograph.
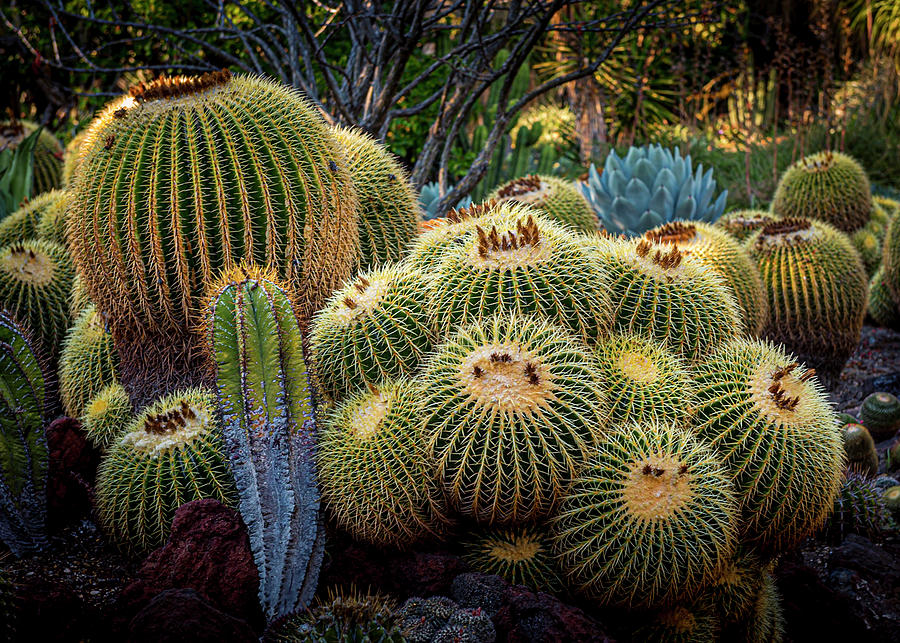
[67,70,359,340]
[580,144,727,237]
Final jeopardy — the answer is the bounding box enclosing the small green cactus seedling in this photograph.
[422,313,607,525]
[0,239,75,357]
[859,392,900,441]
[332,126,419,270]
[883,486,900,521]
[489,174,598,234]
[692,338,845,553]
[632,600,719,643]
[552,422,738,608]
[593,333,695,426]
[81,382,133,452]
[825,471,893,543]
[429,209,612,343]
[868,267,900,330]
[584,234,741,362]
[747,217,867,385]
[309,264,437,404]
[317,379,448,547]
[714,209,776,243]
[772,150,872,232]
[461,524,564,593]
[397,597,496,643]
[707,550,765,626]
[95,388,236,552]
[842,423,879,477]
[645,220,768,336]
[58,305,119,418]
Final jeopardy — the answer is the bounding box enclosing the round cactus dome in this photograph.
[82,382,133,451]
[772,150,871,232]
[461,525,563,593]
[58,305,119,418]
[552,422,738,607]
[859,392,900,441]
[489,174,598,234]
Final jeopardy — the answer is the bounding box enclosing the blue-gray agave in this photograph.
[580,144,727,237]
[419,182,473,221]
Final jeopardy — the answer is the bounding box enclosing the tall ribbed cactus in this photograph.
[202,264,324,621]
[67,70,359,340]
[0,310,49,556]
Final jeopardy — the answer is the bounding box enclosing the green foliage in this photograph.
[59,305,118,418]
[318,378,448,547]
[81,382,132,452]
[461,524,564,594]
[859,392,900,441]
[95,387,236,552]
[843,423,879,477]
[0,127,38,220]
[692,337,845,553]
[489,175,598,234]
[309,264,437,405]
[552,421,738,608]
[0,309,49,556]
[422,313,607,525]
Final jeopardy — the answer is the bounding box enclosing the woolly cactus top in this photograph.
[1,243,55,286]
[458,341,555,415]
[120,389,217,458]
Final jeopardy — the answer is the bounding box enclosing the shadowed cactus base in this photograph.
[422,313,607,525]
[95,388,236,552]
[859,392,900,441]
[318,379,448,547]
[309,264,437,404]
[489,174,598,234]
[81,382,133,452]
[552,422,738,608]
[707,550,765,626]
[842,423,879,477]
[58,305,119,418]
[633,600,719,643]
[461,524,564,593]
[692,338,845,553]
[734,568,784,643]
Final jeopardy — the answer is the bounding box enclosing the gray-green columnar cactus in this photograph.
[202,264,324,620]
[580,144,727,237]
[0,310,49,556]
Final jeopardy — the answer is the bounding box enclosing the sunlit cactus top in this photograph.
[580,144,727,237]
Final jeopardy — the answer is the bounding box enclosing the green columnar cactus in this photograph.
[67,70,359,339]
[0,309,50,556]
[203,264,324,619]
[584,235,741,362]
[430,209,612,343]
[708,551,765,625]
[317,378,448,547]
[422,313,607,525]
[62,128,90,186]
[842,423,879,477]
[868,267,900,330]
[0,190,63,248]
[552,421,738,607]
[461,524,564,593]
[332,126,419,270]
[771,151,872,232]
[309,264,437,404]
[747,218,867,384]
[825,471,892,543]
[489,175,598,234]
[645,221,768,336]
[692,338,845,553]
[514,104,575,151]
[0,239,75,356]
[0,121,64,196]
[714,209,777,243]
[95,388,236,551]
[633,601,719,643]
[859,392,900,441]
[81,382,133,452]
[58,305,118,418]
[593,333,695,426]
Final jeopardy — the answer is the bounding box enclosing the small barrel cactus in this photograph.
[0,190,66,248]
[95,388,236,552]
[883,485,900,521]
[81,382,133,452]
[309,264,437,404]
[868,267,900,330]
[825,471,892,543]
[489,174,598,234]
[318,378,448,547]
[58,305,119,418]
[552,421,738,607]
[0,121,64,196]
[852,225,883,277]
[843,423,879,477]
[632,600,719,643]
[714,209,777,243]
[859,392,900,441]
[707,550,765,626]
[421,313,607,525]
[332,126,419,270]
[461,524,564,594]
[771,150,872,232]
[747,217,867,385]
[692,338,845,553]
[580,144,727,237]
[584,234,741,362]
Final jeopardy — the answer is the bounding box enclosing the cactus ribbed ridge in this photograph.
[0,190,66,248]
[81,382,133,451]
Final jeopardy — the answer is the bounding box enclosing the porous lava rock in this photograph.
[493,584,612,642]
[46,416,100,526]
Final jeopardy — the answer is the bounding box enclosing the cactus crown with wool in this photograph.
[67,69,358,338]
[429,207,612,343]
[58,305,118,418]
[714,209,777,243]
[489,174,598,234]
[772,150,872,232]
[309,264,436,404]
[317,378,448,547]
[81,382,133,452]
[461,525,564,593]
[748,217,867,384]
[552,421,738,608]
[692,338,845,553]
[422,313,607,525]
[95,387,236,551]
[580,144,727,237]
[645,220,768,336]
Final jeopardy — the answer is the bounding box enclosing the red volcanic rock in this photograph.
[493,584,613,643]
[46,416,99,526]
[119,499,262,630]
[128,588,256,642]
